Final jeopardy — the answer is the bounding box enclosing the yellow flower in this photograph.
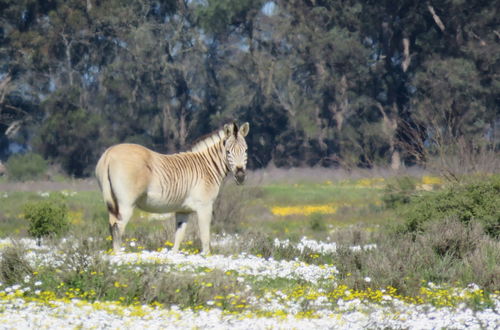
[355,177,385,188]
[68,210,83,225]
[271,204,337,216]
[422,175,444,185]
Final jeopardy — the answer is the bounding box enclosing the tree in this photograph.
[35,87,101,177]
[0,0,497,175]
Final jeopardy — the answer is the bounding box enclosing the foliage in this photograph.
[24,199,70,243]
[382,176,418,209]
[332,218,500,296]
[399,176,500,237]
[22,238,249,310]
[0,0,498,176]
[212,182,262,234]
[35,88,103,177]
[0,243,33,286]
[309,213,326,232]
[5,152,48,181]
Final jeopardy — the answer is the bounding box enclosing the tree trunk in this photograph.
[402,37,411,72]
[0,74,11,106]
[162,103,176,151]
[390,148,401,171]
[179,107,187,148]
[330,75,349,131]
[376,102,400,170]
[61,34,73,86]
[427,4,445,32]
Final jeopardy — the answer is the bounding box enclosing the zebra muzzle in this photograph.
[234,168,246,184]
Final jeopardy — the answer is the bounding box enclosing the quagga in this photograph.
[95,122,249,254]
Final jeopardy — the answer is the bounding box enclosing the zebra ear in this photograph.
[224,123,234,138]
[239,122,249,137]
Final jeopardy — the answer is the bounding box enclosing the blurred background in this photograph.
[0,0,498,178]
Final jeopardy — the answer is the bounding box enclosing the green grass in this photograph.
[1,179,391,243]
[243,181,392,240]
[258,182,382,205]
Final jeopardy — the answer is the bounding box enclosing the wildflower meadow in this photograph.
[0,172,499,329]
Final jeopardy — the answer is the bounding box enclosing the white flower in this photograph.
[364,277,371,282]
[467,283,480,291]
[34,281,42,286]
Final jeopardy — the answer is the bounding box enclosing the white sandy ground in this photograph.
[0,236,499,329]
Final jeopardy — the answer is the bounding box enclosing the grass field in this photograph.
[0,170,499,328]
[0,172,393,239]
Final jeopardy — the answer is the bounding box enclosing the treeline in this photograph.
[0,0,498,177]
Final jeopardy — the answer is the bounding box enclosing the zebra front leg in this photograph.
[172,213,189,253]
[197,205,213,255]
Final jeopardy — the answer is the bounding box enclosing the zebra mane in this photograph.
[188,129,226,153]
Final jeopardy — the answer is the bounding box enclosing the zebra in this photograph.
[95,122,250,254]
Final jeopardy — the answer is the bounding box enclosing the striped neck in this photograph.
[188,131,229,185]
[189,129,225,153]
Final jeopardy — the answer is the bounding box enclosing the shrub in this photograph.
[30,238,249,309]
[382,176,418,209]
[399,176,500,237]
[330,218,500,295]
[24,199,70,245]
[5,152,48,181]
[309,213,326,231]
[212,182,262,234]
[0,243,33,286]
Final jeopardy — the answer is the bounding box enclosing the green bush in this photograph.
[309,213,326,232]
[24,200,70,244]
[0,243,33,286]
[5,152,48,181]
[336,218,500,296]
[400,176,500,237]
[382,176,418,209]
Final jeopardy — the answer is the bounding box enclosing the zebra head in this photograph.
[224,122,249,184]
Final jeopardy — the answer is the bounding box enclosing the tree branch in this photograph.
[0,74,11,106]
[427,4,445,32]
[402,37,411,72]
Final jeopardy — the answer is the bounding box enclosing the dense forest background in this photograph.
[0,0,498,177]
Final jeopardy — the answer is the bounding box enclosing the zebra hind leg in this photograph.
[172,213,189,253]
[109,206,133,253]
[108,213,121,253]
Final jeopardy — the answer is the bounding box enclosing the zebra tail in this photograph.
[96,151,119,218]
